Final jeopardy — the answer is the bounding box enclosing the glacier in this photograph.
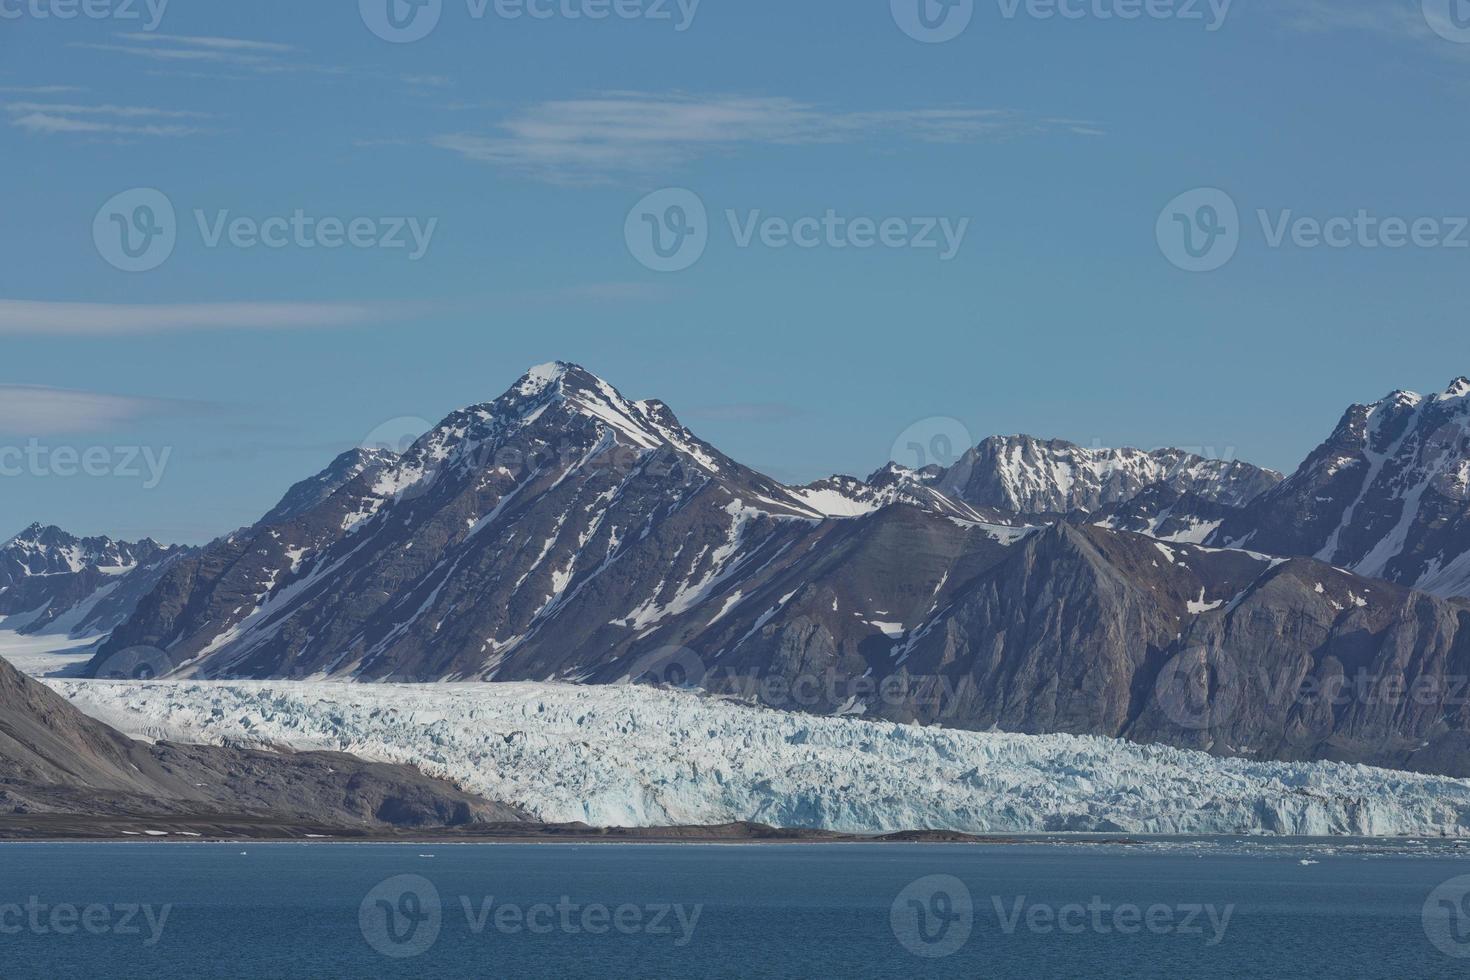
[44,677,1470,838]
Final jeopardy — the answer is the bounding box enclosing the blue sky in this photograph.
[2,0,1469,543]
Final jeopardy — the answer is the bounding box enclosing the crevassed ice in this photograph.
[47,678,1470,838]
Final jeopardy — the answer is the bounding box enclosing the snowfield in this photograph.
[45,678,1470,838]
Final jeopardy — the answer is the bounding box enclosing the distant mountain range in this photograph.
[10,363,1470,776]
[0,525,192,639]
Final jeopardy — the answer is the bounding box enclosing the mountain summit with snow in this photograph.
[1211,378,1470,596]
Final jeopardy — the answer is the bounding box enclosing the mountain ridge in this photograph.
[19,361,1470,778]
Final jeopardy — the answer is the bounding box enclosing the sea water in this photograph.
[2,840,1469,978]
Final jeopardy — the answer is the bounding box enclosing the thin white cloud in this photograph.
[114,32,298,53]
[0,385,188,435]
[432,94,1101,183]
[3,101,213,137]
[1270,0,1470,58]
[8,114,204,137]
[0,85,86,95]
[72,31,344,77]
[0,301,407,336]
[3,102,211,119]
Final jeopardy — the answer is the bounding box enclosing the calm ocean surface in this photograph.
[3,840,1470,978]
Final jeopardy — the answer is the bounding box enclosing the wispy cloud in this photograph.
[0,301,410,336]
[3,100,214,138]
[116,32,297,53]
[72,31,344,77]
[0,385,202,435]
[0,85,86,95]
[1270,0,1470,59]
[431,94,1102,183]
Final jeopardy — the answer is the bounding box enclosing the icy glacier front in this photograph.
[46,678,1470,838]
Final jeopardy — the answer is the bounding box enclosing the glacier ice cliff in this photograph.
[47,678,1470,838]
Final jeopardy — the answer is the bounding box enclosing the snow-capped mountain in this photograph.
[259,447,399,526]
[933,435,1283,515]
[0,525,190,639]
[1210,379,1470,597]
[1087,483,1240,544]
[793,463,1015,523]
[82,363,1470,779]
